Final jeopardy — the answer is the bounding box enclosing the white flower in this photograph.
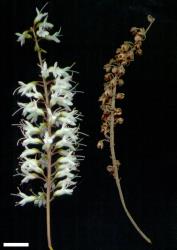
[21,173,38,184]
[55,135,76,151]
[21,158,43,175]
[54,124,78,142]
[42,131,54,151]
[58,109,81,126]
[14,81,43,99]
[15,191,36,206]
[38,153,48,169]
[41,17,54,29]
[55,75,72,89]
[46,108,57,125]
[54,188,73,196]
[34,7,48,24]
[37,26,49,38]
[49,62,71,78]
[41,61,49,79]
[20,120,42,137]
[56,178,76,189]
[55,168,75,178]
[22,136,42,147]
[15,31,31,46]
[45,31,61,43]
[34,192,46,207]
[58,152,78,166]
[50,76,73,97]
[18,101,44,122]
[50,92,73,109]
[56,162,77,171]
[20,148,40,158]
[36,17,54,38]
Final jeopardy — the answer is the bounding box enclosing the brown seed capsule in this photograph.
[109,58,116,64]
[97,140,104,149]
[126,50,134,61]
[114,108,122,116]
[112,66,118,74]
[130,27,138,35]
[117,79,124,86]
[138,28,146,38]
[136,48,143,55]
[134,34,142,42]
[117,53,125,61]
[117,65,125,76]
[117,117,124,124]
[121,43,130,52]
[104,64,111,72]
[147,15,155,23]
[106,165,114,173]
[104,73,113,81]
[105,87,112,97]
[110,77,118,87]
[116,93,125,100]
[116,48,121,54]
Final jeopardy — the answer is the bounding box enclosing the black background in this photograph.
[0,0,177,250]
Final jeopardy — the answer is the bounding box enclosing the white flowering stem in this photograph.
[110,86,152,244]
[32,27,53,250]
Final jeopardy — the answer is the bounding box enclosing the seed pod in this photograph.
[117,117,124,124]
[114,108,122,116]
[104,64,111,72]
[104,73,113,81]
[97,140,104,149]
[112,66,118,74]
[117,79,124,86]
[147,15,155,23]
[117,65,125,76]
[106,165,114,173]
[116,93,125,100]
[134,34,142,42]
[121,42,131,52]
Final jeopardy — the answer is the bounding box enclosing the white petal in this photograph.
[54,188,73,196]
[20,148,39,158]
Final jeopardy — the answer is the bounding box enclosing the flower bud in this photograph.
[104,73,113,81]
[147,15,155,23]
[97,140,104,149]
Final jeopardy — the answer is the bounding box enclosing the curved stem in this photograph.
[110,86,151,244]
[32,27,53,250]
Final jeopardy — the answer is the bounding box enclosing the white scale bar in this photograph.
[3,243,29,247]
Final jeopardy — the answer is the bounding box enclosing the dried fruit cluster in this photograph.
[97,15,155,244]
[99,20,154,146]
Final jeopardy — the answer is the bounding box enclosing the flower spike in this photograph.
[14,4,85,250]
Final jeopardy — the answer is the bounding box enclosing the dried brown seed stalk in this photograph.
[98,15,155,244]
